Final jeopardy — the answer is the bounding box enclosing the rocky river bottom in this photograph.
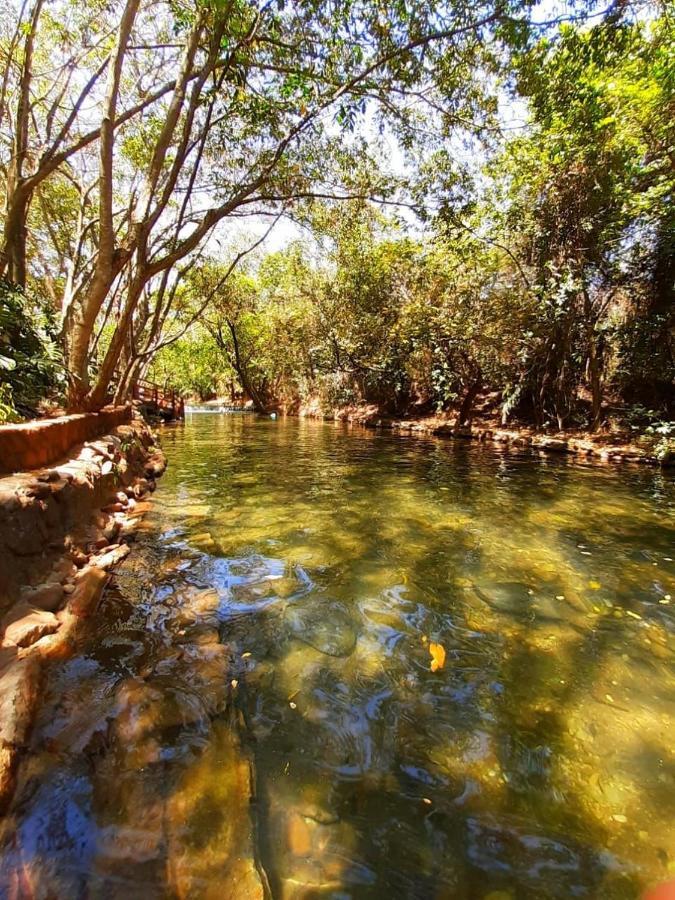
[1,414,674,899]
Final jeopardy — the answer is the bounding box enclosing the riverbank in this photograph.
[297,402,675,468]
[0,416,166,808]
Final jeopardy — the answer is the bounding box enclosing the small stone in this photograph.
[89,536,109,552]
[144,450,167,479]
[23,582,64,612]
[89,543,130,570]
[3,608,59,648]
[134,478,150,498]
[68,566,108,617]
[37,469,60,483]
[69,549,88,567]
[26,480,54,499]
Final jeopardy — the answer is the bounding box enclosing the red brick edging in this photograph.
[0,406,132,475]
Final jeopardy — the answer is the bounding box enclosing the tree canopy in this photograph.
[0,0,672,433]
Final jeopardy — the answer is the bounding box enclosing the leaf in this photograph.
[589,580,601,589]
[429,642,446,672]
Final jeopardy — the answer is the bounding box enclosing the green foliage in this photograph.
[0,279,63,416]
[0,383,21,424]
[5,0,670,430]
[149,328,226,400]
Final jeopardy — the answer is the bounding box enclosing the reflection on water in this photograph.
[2,415,674,898]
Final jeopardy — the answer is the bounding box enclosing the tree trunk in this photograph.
[587,336,603,431]
[2,189,30,286]
[457,376,482,426]
[64,0,139,408]
[1,0,44,286]
[86,273,144,409]
[227,320,268,413]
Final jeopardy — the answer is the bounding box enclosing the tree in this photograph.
[4,0,561,410]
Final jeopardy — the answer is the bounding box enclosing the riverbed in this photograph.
[2,414,674,898]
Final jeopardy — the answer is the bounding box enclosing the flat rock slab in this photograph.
[285,598,358,657]
[69,566,109,618]
[23,582,65,613]
[0,655,42,806]
[2,609,59,648]
[164,721,264,900]
[0,655,42,748]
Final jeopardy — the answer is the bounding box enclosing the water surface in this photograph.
[2,415,675,898]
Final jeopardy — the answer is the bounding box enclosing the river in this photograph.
[2,414,674,898]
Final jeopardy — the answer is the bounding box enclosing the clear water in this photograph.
[2,414,675,899]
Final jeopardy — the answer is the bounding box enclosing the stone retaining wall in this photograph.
[0,405,131,475]
[0,417,166,808]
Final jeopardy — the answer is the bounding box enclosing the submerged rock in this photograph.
[0,654,42,806]
[285,598,357,657]
[473,581,534,615]
[164,721,264,899]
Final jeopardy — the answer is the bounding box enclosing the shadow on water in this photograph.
[1,414,674,899]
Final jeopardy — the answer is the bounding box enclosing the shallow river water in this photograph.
[2,414,675,899]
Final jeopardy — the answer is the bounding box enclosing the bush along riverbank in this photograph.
[296,402,675,468]
[0,417,166,808]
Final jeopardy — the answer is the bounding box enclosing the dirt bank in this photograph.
[298,403,675,468]
[0,417,167,808]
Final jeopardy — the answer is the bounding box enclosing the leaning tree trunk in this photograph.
[227,320,268,413]
[1,0,45,286]
[2,189,31,287]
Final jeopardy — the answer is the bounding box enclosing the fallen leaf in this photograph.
[242,651,252,658]
[429,642,446,672]
[589,580,601,590]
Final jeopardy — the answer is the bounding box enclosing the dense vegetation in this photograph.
[0,0,672,435]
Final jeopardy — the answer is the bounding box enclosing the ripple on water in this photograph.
[2,415,673,899]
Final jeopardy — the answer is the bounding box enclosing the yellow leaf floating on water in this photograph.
[589,580,601,590]
[429,642,446,672]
